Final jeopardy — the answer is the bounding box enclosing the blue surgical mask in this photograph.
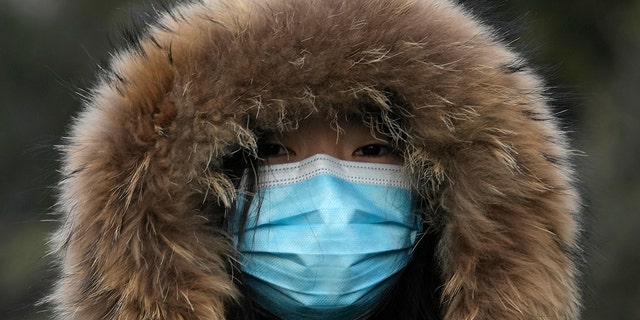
[230,154,421,320]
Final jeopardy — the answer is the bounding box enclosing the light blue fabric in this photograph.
[231,154,421,320]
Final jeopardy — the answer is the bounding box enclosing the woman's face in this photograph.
[259,117,402,165]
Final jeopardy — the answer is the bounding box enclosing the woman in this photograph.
[49,0,583,319]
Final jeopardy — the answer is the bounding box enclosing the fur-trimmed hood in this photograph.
[50,0,582,319]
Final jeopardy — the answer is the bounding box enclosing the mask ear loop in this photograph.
[227,150,264,248]
[409,195,428,255]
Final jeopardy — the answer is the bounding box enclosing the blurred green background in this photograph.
[1,0,638,319]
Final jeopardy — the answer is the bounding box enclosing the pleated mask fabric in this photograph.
[231,154,422,319]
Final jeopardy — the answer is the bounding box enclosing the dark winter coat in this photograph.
[49,0,583,319]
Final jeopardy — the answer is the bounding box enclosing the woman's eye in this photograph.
[354,144,392,157]
[257,143,290,158]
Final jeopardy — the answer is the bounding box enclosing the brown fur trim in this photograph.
[50,0,582,319]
